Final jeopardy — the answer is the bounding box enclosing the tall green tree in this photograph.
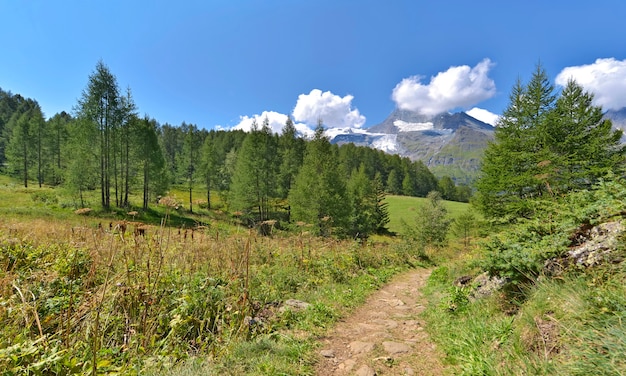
[65,118,99,207]
[135,117,167,210]
[373,172,391,234]
[161,123,183,184]
[0,88,22,167]
[386,168,402,195]
[5,99,43,187]
[289,122,350,236]
[230,118,279,222]
[476,65,625,218]
[119,88,138,208]
[278,116,304,199]
[200,133,218,210]
[543,79,623,192]
[347,164,389,238]
[74,60,123,209]
[46,111,72,185]
[179,123,202,213]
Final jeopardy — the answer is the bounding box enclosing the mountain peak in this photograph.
[367,109,493,134]
[329,109,494,184]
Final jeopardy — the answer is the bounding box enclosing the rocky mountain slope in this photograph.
[330,109,495,184]
[329,107,626,185]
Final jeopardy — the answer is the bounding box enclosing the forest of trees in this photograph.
[0,61,471,237]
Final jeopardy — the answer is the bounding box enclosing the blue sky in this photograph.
[2,0,626,133]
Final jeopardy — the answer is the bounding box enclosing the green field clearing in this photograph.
[385,194,473,235]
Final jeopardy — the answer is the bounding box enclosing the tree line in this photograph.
[0,61,470,236]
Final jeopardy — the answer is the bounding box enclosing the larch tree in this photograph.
[5,99,42,187]
[119,88,138,208]
[135,116,167,210]
[543,79,623,192]
[65,117,99,207]
[278,116,304,199]
[230,118,279,222]
[47,111,72,185]
[475,64,625,219]
[179,122,202,213]
[347,163,380,238]
[200,133,218,210]
[289,122,350,236]
[74,60,123,210]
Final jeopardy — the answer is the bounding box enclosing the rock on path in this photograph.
[315,268,447,375]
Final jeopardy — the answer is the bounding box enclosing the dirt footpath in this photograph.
[315,268,448,376]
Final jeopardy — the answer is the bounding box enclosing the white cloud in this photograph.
[466,107,499,126]
[392,58,496,116]
[233,111,312,136]
[292,89,366,128]
[555,58,626,111]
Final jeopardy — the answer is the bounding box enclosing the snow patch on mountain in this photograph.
[393,120,434,132]
[324,127,369,140]
[371,134,398,153]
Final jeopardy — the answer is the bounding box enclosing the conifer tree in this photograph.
[278,116,304,199]
[230,118,279,222]
[347,163,378,238]
[135,117,167,210]
[47,112,71,185]
[544,79,623,191]
[5,99,42,187]
[289,122,350,236]
[200,133,218,210]
[476,64,625,218]
[74,61,122,209]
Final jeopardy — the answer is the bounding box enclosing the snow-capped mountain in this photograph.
[328,109,494,184]
[326,107,626,184]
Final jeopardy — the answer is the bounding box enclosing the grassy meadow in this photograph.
[6,172,622,376]
[0,175,459,375]
[384,194,475,235]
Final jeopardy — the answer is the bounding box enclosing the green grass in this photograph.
[423,263,626,376]
[0,174,426,375]
[384,194,473,235]
[418,178,626,375]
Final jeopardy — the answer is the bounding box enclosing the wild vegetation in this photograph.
[0,61,471,239]
[420,64,626,375]
[0,175,433,375]
[2,60,626,376]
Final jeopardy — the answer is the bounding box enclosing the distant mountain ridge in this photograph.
[327,107,626,185]
[329,109,495,184]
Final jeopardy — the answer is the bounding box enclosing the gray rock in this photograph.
[355,365,377,376]
[349,341,375,354]
[382,341,411,355]
[320,349,335,358]
[279,299,311,313]
[568,221,623,267]
[469,272,507,300]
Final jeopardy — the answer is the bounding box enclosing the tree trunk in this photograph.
[23,140,28,188]
[143,160,149,210]
[189,182,193,213]
[38,122,42,187]
[124,131,130,208]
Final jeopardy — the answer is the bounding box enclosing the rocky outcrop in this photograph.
[545,220,625,275]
